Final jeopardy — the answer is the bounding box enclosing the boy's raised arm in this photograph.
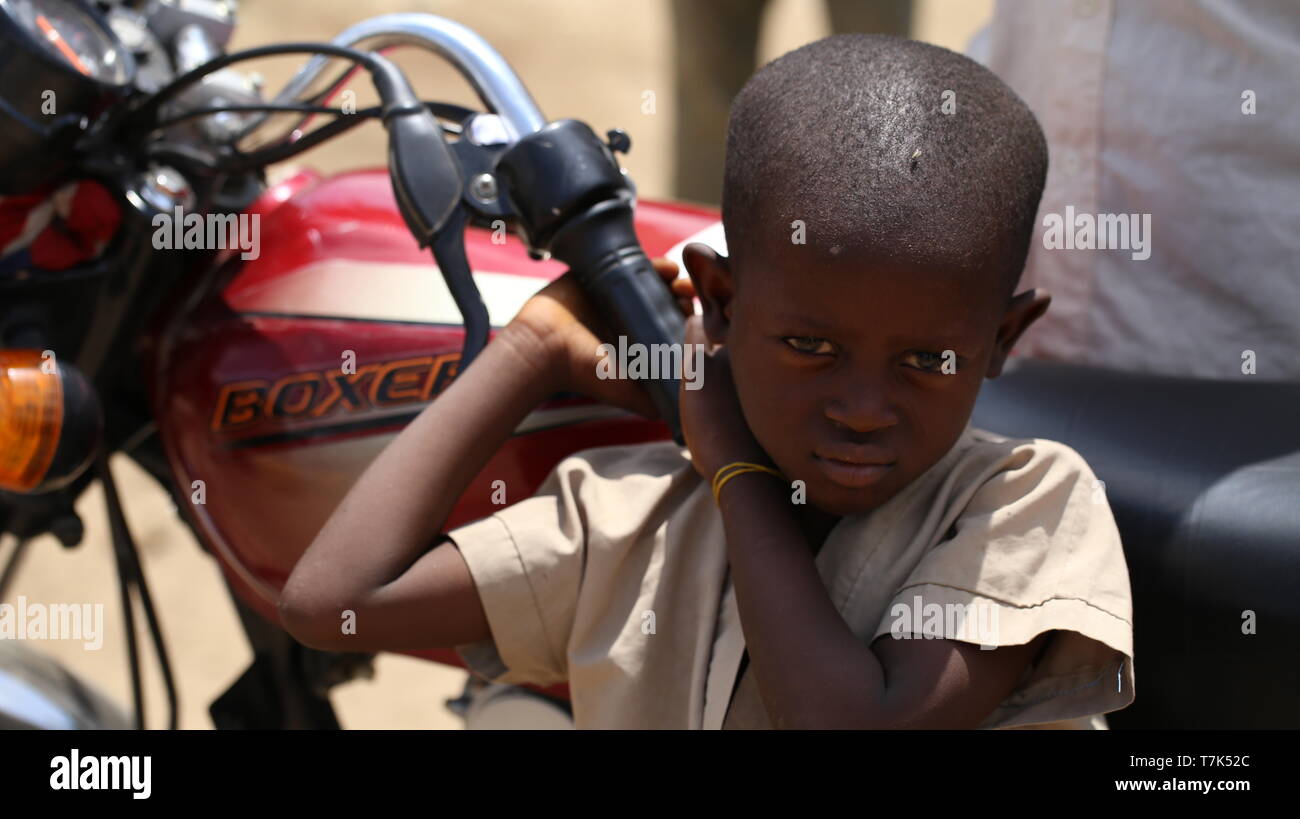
[278,263,689,653]
[277,312,558,652]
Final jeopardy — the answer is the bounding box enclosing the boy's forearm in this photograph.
[718,474,889,728]
[282,324,559,614]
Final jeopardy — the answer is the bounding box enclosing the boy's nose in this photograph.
[823,387,899,435]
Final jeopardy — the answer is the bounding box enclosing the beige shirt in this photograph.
[449,424,1134,729]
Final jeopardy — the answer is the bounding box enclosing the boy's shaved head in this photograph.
[684,34,1054,523]
[722,34,1047,301]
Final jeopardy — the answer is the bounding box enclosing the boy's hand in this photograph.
[504,258,695,418]
[679,315,769,482]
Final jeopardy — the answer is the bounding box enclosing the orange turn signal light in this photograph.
[0,350,65,492]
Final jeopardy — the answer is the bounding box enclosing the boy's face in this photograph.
[684,237,1049,518]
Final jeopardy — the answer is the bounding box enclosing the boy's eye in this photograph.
[902,350,949,373]
[782,336,835,356]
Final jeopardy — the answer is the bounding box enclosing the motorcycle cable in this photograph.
[115,41,469,248]
[150,102,361,132]
[69,45,398,205]
[126,43,492,383]
[0,537,29,602]
[142,101,384,178]
[226,104,472,174]
[238,61,372,149]
[121,42,414,140]
[96,451,178,730]
[133,104,466,187]
[149,102,470,175]
[152,101,468,136]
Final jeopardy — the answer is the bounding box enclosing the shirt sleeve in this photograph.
[872,439,1135,729]
[444,459,587,688]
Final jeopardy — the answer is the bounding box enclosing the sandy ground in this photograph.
[3,0,991,729]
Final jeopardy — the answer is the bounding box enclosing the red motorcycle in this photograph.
[2,1,1297,730]
[0,0,720,729]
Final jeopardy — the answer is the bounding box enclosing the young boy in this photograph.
[280,34,1134,729]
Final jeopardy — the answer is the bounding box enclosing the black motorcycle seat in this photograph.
[971,358,1300,729]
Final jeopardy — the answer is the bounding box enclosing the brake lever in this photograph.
[429,208,491,366]
[384,97,463,244]
[374,58,495,371]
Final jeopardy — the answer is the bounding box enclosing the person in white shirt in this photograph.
[968,0,1300,380]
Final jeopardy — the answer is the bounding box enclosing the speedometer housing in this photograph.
[0,0,136,194]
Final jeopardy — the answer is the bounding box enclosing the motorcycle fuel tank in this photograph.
[150,166,722,670]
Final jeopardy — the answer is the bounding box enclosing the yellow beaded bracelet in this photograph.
[711,461,785,505]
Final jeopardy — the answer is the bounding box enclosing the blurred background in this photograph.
[7,0,991,729]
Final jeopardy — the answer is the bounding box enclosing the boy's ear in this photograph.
[985,289,1051,378]
[681,242,736,345]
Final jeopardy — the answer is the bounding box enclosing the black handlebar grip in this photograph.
[496,119,688,442]
[549,201,687,443]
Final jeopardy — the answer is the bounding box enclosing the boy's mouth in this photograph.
[811,449,895,490]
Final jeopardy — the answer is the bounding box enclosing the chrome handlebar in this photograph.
[249,13,546,145]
